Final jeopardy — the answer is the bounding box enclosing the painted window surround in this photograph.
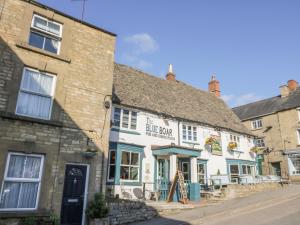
[107,142,144,186]
[0,152,44,211]
[226,159,256,176]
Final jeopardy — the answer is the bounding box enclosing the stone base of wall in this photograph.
[108,200,158,225]
[223,182,287,199]
[290,175,300,182]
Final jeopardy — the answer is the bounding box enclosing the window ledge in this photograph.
[252,127,263,131]
[183,141,199,145]
[0,210,50,218]
[0,111,63,127]
[111,127,141,135]
[16,41,71,63]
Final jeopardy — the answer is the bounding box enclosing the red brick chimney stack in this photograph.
[208,74,220,97]
[166,64,176,81]
[287,80,298,91]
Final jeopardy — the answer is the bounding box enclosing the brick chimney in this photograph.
[280,80,298,98]
[166,64,176,81]
[208,74,220,97]
[287,80,298,91]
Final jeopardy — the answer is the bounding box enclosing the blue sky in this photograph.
[38,0,300,107]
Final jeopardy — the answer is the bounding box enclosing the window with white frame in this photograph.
[0,153,44,210]
[107,150,116,181]
[197,163,206,184]
[113,107,137,130]
[297,129,300,145]
[29,14,62,54]
[252,119,263,130]
[230,134,240,143]
[182,125,197,142]
[120,151,140,181]
[16,68,56,120]
[297,108,300,122]
[241,165,254,175]
[255,138,265,148]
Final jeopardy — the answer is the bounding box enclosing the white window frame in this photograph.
[112,107,138,131]
[251,119,263,130]
[0,152,44,211]
[229,134,241,150]
[255,138,265,148]
[15,67,56,120]
[120,150,140,182]
[107,150,116,182]
[297,108,300,122]
[197,163,206,184]
[30,14,63,54]
[182,124,197,142]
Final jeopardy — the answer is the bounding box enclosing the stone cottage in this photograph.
[0,0,115,224]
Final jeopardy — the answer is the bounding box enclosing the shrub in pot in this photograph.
[86,193,109,225]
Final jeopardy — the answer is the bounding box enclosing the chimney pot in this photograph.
[208,74,220,97]
[166,64,176,81]
[287,80,298,91]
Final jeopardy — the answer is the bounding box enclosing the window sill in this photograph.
[252,127,263,131]
[183,141,199,145]
[0,111,63,127]
[16,41,71,63]
[111,127,141,135]
[0,209,50,218]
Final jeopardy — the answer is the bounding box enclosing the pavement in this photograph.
[130,184,300,225]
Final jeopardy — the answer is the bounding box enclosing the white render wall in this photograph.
[109,106,256,185]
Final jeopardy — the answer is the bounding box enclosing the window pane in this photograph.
[22,70,54,96]
[7,155,25,178]
[109,151,116,164]
[130,167,139,180]
[24,156,41,178]
[122,110,129,128]
[120,166,129,180]
[182,125,186,140]
[193,127,197,141]
[121,152,130,165]
[108,165,115,180]
[33,16,48,31]
[18,183,38,208]
[48,21,60,36]
[29,32,44,49]
[16,92,51,119]
[230,165,239,174]
[242,165,247,174]
[44,37,59,54]
[113,108,121,127]
[130,111,137,130]
[131,153,139,166]
[0,182,20,208]
[188,126,192,141]
[198,164,205,174]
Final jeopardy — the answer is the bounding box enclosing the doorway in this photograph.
[60,164,88,225]
[178,159,190,181]
[271,162,281,176]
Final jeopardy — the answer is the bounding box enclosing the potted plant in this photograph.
[86,193,109,225]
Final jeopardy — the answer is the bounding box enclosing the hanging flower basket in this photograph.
[228,142,237,150]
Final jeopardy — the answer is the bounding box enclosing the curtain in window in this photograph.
[18,183,39,208]
[24,157,41,178]
[33,16,48,31]
[17,92,51,119]
[7,155,24,178]
[0,182,20,208]
[22,69,53,95]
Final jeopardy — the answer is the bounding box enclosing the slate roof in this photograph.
[113,63,253,136]
[233,87,300,121]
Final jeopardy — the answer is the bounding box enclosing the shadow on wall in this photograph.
[0,36,111,224]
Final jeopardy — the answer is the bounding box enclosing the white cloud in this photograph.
[222,93,262,107]
[124,33,159,54]
[121,33,159,70]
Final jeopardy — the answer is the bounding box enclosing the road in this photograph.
[130,184,300,225]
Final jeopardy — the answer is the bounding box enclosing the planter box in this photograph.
[90,218,109,225]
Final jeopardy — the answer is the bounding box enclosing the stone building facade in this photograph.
[0,0,115,224]
[233,80,300,182]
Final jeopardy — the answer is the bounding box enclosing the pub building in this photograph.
[107,63,256,201]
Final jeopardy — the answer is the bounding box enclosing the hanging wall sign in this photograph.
[207,133,222,156]
[145,117,175,140]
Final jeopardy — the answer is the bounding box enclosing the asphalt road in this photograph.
[130,184,300,225]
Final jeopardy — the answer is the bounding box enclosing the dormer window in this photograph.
[29,14,62,54]
[113,107,137,130]
[252,119,263,130]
